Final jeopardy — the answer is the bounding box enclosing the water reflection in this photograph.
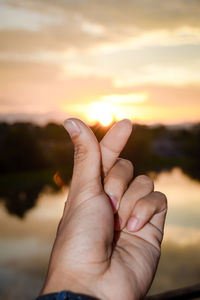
[150,168,200,294]
[0,188,68,300]
[155,168,200,241]
[0,169,200,299]
[0,170,61,218]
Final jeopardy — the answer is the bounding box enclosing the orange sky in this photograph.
[0,0,200,125]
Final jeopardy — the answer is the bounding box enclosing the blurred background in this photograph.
[0,1,200,299]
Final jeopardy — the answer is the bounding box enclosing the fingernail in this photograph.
[64,119,81,137]
[109,195,118,212]
[126,217,139,232]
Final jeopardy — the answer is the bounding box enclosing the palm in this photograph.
[59,193,161,300]
[106,226,161,299]
[81,194,162,300]
[62,189,162,300]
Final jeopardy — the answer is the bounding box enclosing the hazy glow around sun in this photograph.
[100,93,148,104]
[62,93,149,126]
[85,93,148,126]
[87,102,115,126]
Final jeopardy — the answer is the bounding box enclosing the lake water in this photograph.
[0,168,200,299]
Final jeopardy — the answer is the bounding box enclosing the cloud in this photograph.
[0,2,59,31]
[6,0,200,30]
[0,1,200,124]
[1,0,200,54]
[0,59,114,114]
[0,25,104,54]
[0,56,200,123]
[116,84,200,107]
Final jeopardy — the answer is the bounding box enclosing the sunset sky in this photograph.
[0,0,200,125]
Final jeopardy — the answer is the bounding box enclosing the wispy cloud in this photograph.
[1,0,200,54]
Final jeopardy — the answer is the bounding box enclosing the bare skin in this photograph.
[41,119,167,300]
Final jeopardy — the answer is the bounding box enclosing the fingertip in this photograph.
[63,117,79,125]
[64,117,85,129]
[64,118,96,139]
[63,118,81,138]
[63,117,101,191]
[117,119,133,133]
[120,118,133,127]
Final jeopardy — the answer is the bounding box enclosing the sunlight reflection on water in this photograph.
[154,168,200,244]
[0,168,200,299]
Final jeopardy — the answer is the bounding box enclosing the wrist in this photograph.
[41,271,101,300]
[37,290,99,300]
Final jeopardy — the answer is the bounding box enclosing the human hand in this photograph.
[41,119,167,300]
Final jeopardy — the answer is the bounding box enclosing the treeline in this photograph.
[0,121,200,217]
[1,121,200,178]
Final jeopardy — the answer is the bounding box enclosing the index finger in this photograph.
[100,119,133,176]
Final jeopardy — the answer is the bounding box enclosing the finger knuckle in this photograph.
[104,175,125,193]
[118,158,134,172]
[135,174,154,189]
[136,199,154,215]
[74,143,88,163]
[155,191,168,209]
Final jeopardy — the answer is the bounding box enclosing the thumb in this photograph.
[64,118,102,197]
[63,119,113,264]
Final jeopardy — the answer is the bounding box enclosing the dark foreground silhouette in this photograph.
[0,121,200,217]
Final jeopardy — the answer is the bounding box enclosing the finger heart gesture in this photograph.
[41,119,167,300]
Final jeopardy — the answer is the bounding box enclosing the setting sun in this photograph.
[87,102,114,126]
